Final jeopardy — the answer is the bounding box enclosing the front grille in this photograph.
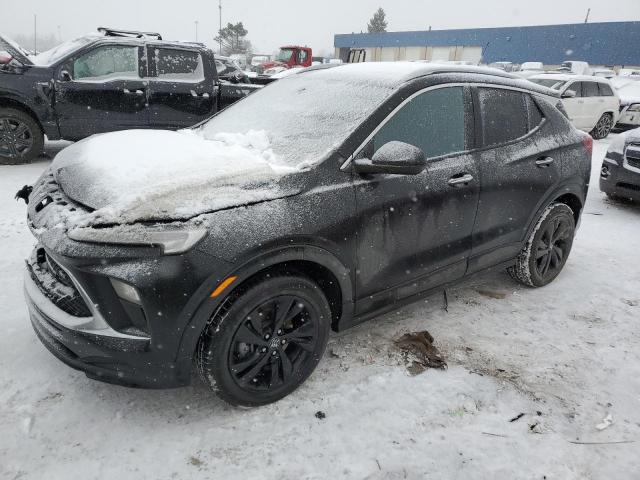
[626,145,640,170]
[27,249,92,317]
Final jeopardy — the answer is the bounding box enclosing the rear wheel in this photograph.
[0,108,43,165]
[590,113,613,140]
[196,274,331,407]
[508,203,576,287]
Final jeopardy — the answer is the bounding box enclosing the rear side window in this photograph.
[477,88,528,147]
[598,83,614,96]
[373,87,466,158]
[583,82,599,97]
[154,48,204,81]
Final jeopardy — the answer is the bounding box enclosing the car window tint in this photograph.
[297,50,308,64]
[215,60,229,75]
[598,83,614,96]
[73,45,138,80]
[373,87,466,159]
[525,94,544,130]
[478,88,528,146]
[566,82,583,97]
[583,82,599,97]
[154,48,204,81]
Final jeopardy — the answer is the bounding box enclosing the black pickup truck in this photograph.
[0,28,260,164]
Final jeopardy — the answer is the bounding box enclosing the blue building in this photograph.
[334,22,640,67]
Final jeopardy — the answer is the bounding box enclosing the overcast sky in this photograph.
[2,0,639,55]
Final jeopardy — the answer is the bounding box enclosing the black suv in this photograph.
[23,63,592,406]
[0,28,259,164]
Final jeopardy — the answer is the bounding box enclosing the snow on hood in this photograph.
[52,129,299,227]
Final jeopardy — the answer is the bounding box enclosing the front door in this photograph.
[353,86,479,315]
[562,81,586,129]
[146,46,217,129]
[54,44,148,140]
[469,87,561,272]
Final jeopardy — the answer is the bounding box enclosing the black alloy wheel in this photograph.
[228,295,318,391]
[197,274,331,406]
[533,215,572,281]
[0,108,43,165]
[508,203,575,287]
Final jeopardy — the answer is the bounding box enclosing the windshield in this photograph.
[277,48,294,62]
[529,78,567,90]
[32,35,97,66]
[198,68,396,167]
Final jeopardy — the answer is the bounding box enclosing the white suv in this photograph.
[529,74,620,139]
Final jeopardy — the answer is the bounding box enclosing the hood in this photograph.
[0,34,33,66]
[52,129,300,227]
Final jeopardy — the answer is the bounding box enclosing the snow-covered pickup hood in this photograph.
[51,129,300,227]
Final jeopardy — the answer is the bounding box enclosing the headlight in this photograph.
[627,103,640,112]
[68,227,207,255]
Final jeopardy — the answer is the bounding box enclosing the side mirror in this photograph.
[353,141,426,175]
[59,70,72,82]
[562,89,576,98]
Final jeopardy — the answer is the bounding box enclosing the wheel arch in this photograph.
[175,245,355,373]
[0,97,45,135]
[524,185,584,242]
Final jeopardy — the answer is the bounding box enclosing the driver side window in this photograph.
[73,45,139,80]
[373,87,466,158]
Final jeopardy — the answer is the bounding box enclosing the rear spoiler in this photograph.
[0,34,34,66]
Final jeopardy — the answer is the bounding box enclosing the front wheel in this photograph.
[590,113,613,140]
[0,108,44,165]
[196,274,331,407]
[508,203,576,287]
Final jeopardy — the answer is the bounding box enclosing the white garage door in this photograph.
[405,46,425,61]
[431,46,451,62]
[461,46,482,64]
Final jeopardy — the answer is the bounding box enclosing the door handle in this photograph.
[124,89,145,96]
[448,173,474,187]
[535,157,554,167]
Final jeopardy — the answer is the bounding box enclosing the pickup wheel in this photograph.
[0,108,44,165]
[590,113,613,140]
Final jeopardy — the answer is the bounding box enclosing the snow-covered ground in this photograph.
[1,137,639,479]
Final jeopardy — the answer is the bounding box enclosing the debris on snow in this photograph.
[477,289,507,299]
[509,413,526,423]
[394,331,447,375]
[315,411,326,420]
[595,413,613,431]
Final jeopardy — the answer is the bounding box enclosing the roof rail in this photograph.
[97,27,162,40]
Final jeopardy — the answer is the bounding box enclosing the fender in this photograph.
[174,244,355,376]
[0,87,60,139]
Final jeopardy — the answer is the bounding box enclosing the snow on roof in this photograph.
[313,61,518,86]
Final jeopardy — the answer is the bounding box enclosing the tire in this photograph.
[196,274,331,407]
[508,202,575,287]
[0,108,44,165]
[590,113,613,140]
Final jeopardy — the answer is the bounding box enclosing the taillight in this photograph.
[583,135,593,156]
[0,51,13,64]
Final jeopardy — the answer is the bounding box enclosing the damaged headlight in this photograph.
[68,227,207,255]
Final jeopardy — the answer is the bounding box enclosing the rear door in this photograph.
[54,43,149,139]
[146,46,217,129]
[581,81,601,129]
[469,87,561,272]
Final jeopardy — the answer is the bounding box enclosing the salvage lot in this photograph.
[1,137,639,479]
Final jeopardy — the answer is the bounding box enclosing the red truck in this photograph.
[260,45,312,72]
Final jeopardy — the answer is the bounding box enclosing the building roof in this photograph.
[334,22,640,66]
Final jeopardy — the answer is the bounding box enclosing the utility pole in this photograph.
[194,20,199,42]
[33,14,37,53]
[218,0,222,54]
[584,8,591,23]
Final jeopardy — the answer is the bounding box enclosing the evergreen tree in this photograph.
[367,8,388,33]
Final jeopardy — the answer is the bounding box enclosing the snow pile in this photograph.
[52,129,298,226]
